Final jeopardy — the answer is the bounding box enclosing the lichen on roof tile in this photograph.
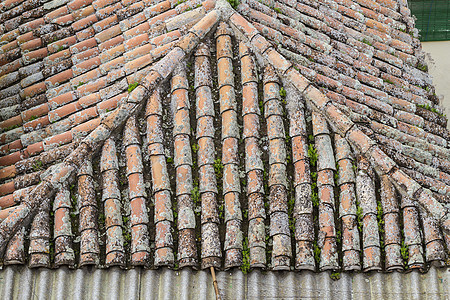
[0,0,448,274]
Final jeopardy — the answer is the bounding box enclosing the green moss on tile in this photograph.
[4,124,19,131]
[227,0,240,9]
[307,144,318,167]
[416,63,428,72]
[279,86,286,98]
[76,81,85,88]
[32,160,43,171]
[330,271,341,280]
[383,78,394,85]
[362,38,372,46]
[127,82,139,93]
[418,103,446,117]
[313,240,321,264]
[241,237,250,273]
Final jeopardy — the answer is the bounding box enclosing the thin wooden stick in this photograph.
[210,266,221,300]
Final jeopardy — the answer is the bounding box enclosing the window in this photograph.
[409,0,450,41]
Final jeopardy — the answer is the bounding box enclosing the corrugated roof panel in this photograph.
[0,266,449,299]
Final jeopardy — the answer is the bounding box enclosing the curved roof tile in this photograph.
[0,0,448,272]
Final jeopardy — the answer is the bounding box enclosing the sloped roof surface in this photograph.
[0,0,449,273]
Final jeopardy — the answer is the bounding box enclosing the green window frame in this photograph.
[409,0,450,41]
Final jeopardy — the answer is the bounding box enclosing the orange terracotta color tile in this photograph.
[346,127,374,154]
[229,13,258,40]
[106,67,125,83]
[0,139,22,155]
[147,0,171,16]
[304,85,331,110]
[93,0,117,10]
[17,32,35,44]
[0,194,15,209]
[366,19,389,34]
[73,57,101,76]
[70,38,97,54]
[96,2,123,18]
[368,146,395,174]
[100,56,125,73]
[78,92,101,108]
[20,38,42,52]
[124,33,149,51]
[72,14,98,31]
[72,69,101,88]
[46,49,71,64]
[0,29,19,43]
[325,104,354,135]
[150,41,176,59]
[190,10,219,40]
[265,48,291,74]
[285,68,309,93]
[72,117,101,137]
[45,6,69,22]
[44,131,73,149]
[0,115,22,130]
[26,142,44,156]
[124,54,153,75]
[23,116,50,132]
[99,44,124,63]
[125,44,154,61]
[76,77,107,96]
[98,35,124,52]
[0,206,17,220]
[0,181,15,196]
[1,41,18,53]
[72,48,98,65]
[120,10,146,31]
[48,36,78,54]
[76,27,96,41]
[22,103,49,122]
[93,15,118,33]
[151,30,181,46]
[0,165,16,180]
[202,0,215,10]
[49,102,81,123]
[124,22,150,39]
[49,92,77,109]
[0,60,22,77]
[97,97,119,114]
[23,48,48,64]
[21,82,46,99]
[0,41,18,56]
[71,106,98,125]
[68,0,93,11]
[0,150,28,167]
[148,10,177,26]
[54,14,75,26]
[46,69,74,87]
[72,5,95,20]
[95,24,121,43]
[23,18,45,31]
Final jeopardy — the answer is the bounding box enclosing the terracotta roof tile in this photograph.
[0,0,448,275]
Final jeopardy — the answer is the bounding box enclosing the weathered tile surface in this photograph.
[0,0,448,273]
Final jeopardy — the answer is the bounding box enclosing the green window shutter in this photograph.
[409,0,450,41]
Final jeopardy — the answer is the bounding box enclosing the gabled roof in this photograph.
[0,0,448,272]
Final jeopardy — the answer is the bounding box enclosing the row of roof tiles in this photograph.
[0,0,448,273]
